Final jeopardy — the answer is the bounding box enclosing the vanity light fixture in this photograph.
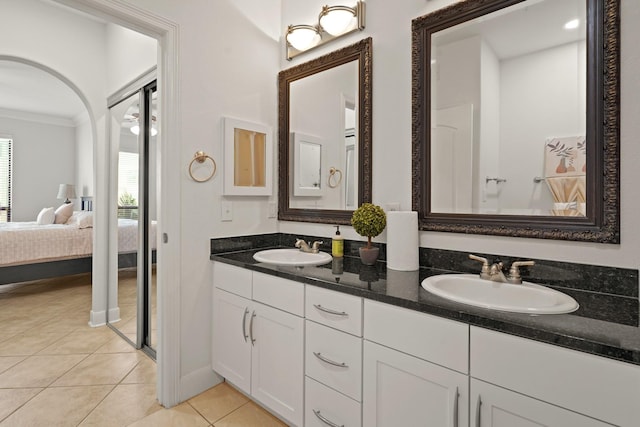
[286,1,365,60]
[319,5,357,36]
[286,25,321,51]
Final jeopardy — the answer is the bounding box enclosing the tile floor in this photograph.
[0,273,287,426]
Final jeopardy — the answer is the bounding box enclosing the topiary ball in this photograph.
[351,203,386,238]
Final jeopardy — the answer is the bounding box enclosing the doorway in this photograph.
[107,72,158,358]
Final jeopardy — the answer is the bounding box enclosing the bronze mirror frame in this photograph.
[278,37,372,224]
[411,0,619,243]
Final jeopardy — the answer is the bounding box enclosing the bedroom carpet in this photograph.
[0,274,286,426]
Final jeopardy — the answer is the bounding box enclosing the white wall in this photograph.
[105,24,157,95]
[0,115,76,220]
[279,0,640,270]
[75,114,94,197]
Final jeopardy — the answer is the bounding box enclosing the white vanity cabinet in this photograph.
[211,262,304,427]
[470,379,612,427]
[304,286,363,427]
[362,300,469,427]
[471,327,640,427]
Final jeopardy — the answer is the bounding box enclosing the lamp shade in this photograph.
[57,184,77,203]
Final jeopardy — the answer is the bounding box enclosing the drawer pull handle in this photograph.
[313,351,348,368]
[453,386,459,427]
[475,394,482,427]
[249,311,256,346]
[313,409,344,427]
[241,308,249,343]
[313,304,348,317]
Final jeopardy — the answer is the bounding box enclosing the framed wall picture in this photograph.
[223,117,273,196]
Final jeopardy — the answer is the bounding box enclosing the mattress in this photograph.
[0,219,154,266]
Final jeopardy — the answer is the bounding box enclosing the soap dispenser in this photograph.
[332,225,344,257]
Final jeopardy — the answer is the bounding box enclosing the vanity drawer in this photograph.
[306,320,362,401]
[252,272,304,317]
[213,262,252,299]
[364,299,469,374]
[305,376,361,427]
[305,285,362,336]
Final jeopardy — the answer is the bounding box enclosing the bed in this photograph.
[0,197,156,285]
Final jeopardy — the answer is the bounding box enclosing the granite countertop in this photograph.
[210,248,640,366]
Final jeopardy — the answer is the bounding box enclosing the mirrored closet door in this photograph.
[107,70,158,357]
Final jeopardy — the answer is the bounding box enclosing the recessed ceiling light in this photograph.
[564,19,580,30]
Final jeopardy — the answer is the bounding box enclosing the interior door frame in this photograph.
[53,0,181,407]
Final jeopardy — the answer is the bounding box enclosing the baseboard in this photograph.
[88,310,106,327]
[179,365,223,402]
[107,307,121,323]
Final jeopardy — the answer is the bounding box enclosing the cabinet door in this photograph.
[471,379,613,427]
[251,301,304,427]
[363,340,468,427]
[211,288,252,394]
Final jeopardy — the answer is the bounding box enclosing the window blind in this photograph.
[0,138,11,222]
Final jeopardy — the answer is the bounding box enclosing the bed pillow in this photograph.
[67,211,94,229]
[54,203,74,224]
[36,207,55,225]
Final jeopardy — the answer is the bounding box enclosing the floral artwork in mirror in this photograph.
[412,0,619,242]
[278,37,372,224]
[223,117,273,196]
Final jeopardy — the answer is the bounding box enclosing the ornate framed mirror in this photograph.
[412,0,619,242]
[278,37,372,224]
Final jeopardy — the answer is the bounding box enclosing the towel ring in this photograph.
[328,167,343,188]
[189,151,217,182]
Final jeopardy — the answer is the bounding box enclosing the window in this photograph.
[0,138,12,222]
[118,151,139,219]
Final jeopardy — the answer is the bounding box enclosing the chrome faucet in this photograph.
[469,254,535,284]
[295,239,323,254]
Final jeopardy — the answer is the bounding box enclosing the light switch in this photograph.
[268,202,277,218]
[221,200,233,221]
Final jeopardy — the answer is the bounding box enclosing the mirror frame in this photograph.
[411,0,620,243]
[278,37,372,224]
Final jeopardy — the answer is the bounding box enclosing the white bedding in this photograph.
[0,219,155,266]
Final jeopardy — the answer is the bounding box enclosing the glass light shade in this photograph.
[319,7,356,36]
[286,25,321,51]
[131,125,157,136]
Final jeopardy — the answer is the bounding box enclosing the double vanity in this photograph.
[210,235,640,427]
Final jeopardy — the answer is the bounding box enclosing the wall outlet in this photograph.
[268,202,277,218]
[385,202,401,211]
[221,200,233,221]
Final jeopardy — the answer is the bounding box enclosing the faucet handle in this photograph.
[469,254,491,279]
[311,241,324,252]
[508,260,535,284]
[295,238,308,248]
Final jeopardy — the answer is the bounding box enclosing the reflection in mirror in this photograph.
[234,128,266,188]
[293,133,322,196]
[107,77,158,355]
[412,0,620,242]
[279,37,372,224]
[430,0,586,216]
[289,60,357,210]
[344,98,358,210]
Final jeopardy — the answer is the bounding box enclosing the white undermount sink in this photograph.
[421,274,579,314]
[253,248,332,267]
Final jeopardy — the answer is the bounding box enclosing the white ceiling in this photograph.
[434,0,586,60]
[0,60,87,121]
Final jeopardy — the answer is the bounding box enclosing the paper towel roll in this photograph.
[386,211,419,271]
